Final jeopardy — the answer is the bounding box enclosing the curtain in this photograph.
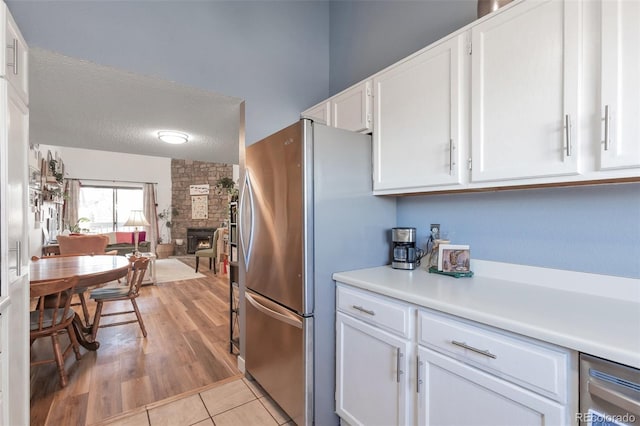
[143,183,158,255]
[62,179,80,232]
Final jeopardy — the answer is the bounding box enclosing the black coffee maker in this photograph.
[391,227,424,270]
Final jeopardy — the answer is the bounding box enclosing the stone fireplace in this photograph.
[171,159,233,256]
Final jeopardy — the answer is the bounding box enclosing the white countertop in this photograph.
[333,262,640,369]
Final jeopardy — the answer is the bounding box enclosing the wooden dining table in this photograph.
[30,254,130,350]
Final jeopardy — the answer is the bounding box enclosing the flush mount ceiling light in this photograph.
[157,130,189,144]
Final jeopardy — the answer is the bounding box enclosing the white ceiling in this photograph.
[29,48,243,164]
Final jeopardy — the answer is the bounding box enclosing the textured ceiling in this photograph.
[29,48,243,164]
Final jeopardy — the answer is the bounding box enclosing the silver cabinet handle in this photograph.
[9,240,21,276]
[603,105,611,151]
[396,348,403,383]
[416,356,424,393]
[451,340,497,359]
[352,305,375,316]
[7,39,18,75]
[564,114,572,157]
[449,139,456,175]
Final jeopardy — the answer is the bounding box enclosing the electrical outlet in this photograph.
[430,224,440,240]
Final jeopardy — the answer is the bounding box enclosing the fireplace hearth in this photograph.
[186,227,217,254]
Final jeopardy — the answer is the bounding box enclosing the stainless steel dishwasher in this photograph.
[580,353,640,425]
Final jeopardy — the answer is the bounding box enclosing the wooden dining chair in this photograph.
[31,253,112,327]
[47,237,117,327]
[89,256,149,339]
[30,276,82,388]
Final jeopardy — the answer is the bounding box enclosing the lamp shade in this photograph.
[124,210,150,227]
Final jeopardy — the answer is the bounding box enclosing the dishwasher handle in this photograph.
[589,380,640,416]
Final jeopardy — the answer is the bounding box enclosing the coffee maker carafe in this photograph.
[391,227,424,270]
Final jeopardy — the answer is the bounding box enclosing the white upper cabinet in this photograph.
[302,80,373,133]
[332,80,372,133]
[470,0,581,183]
[1,7,28,104]
[302,100,330,126]
[373,34,466,194]
[599,0,640,171]
[302,0,639,195]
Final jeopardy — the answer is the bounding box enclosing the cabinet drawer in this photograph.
[418,309,569,403]
[336,284,413,338]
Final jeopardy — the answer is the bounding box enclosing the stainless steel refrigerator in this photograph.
[240,119,395,425]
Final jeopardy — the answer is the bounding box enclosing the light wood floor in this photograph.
[30,257,240,426]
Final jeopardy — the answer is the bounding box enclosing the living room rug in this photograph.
[155,258,205,283]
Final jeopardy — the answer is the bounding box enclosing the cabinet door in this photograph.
[373,34,466,194]
[3,9,28,104]
[332,80,372,133]
[336,312,411,426]
[302,100,330,126]
[1,82,29,426]
[600,0,640,170]
[417,347,566,426]
[471,0,580,183]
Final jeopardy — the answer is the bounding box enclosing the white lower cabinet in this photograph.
[336,312,412,426]
[335,284,414,426]
[335,283,575,426]
[418,347,565,426]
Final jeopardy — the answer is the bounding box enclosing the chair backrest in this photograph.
[30,276,79,332]
[127,256,150,297]
[211,228,220,255]
[57,234,109,255]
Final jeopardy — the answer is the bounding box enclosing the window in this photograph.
[78,185,143,233]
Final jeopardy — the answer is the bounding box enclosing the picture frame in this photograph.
[438,244,471,272]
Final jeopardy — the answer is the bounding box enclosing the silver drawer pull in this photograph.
[451,340,497,359]
[352,305,375,316]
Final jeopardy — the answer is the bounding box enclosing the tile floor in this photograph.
[94,376,293,426]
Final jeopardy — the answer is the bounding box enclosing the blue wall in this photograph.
[397,183,640,278]
[328,0,476,94]
[7,0,330,145]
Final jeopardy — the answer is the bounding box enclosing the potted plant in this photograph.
[156,207,178,258]
[216,177,238,202]
[48,159,64,184]
[69,217,91,233]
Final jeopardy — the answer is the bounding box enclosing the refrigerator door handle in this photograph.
[246,292,303,329]
[240,170,255,270]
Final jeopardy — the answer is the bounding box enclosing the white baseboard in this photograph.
[237,356,245,373]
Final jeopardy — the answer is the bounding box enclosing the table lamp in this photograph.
[124,210,150,254]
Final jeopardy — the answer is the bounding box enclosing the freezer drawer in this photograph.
[245,290,312,426]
